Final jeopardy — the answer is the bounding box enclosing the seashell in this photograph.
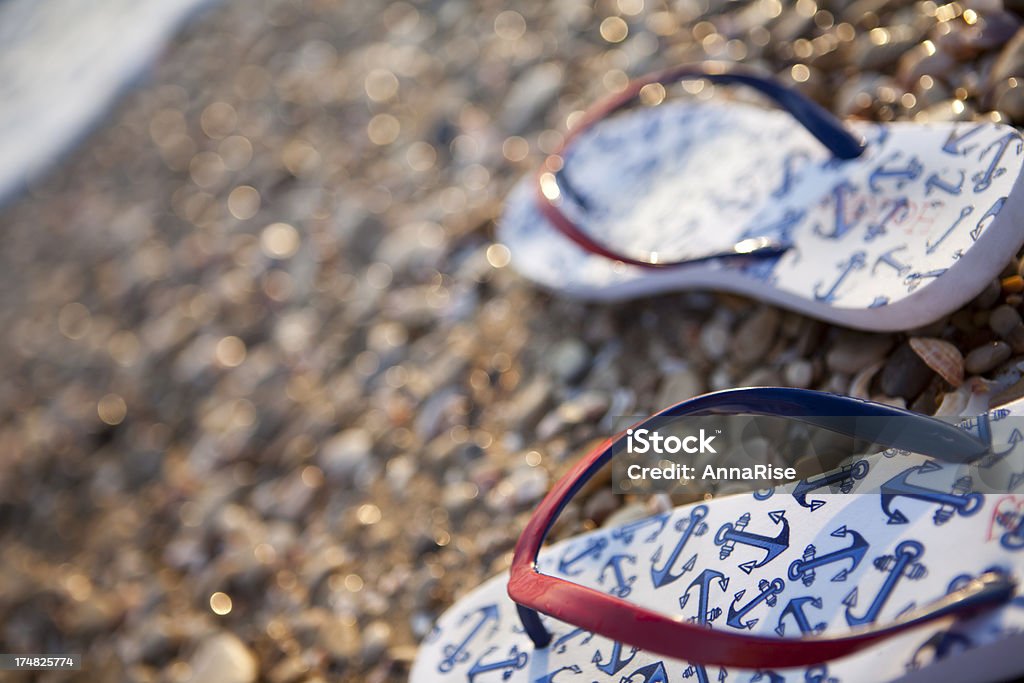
[934,377,994,417]
[965,377,996,417]
[934,385,969,416]
[909,337,964,387]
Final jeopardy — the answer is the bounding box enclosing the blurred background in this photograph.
[4,0,1024,681]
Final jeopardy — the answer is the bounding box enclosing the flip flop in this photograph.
[411,387,1024,683]
[497,63,1024,332]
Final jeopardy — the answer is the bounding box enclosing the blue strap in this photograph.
[652,387,987,462]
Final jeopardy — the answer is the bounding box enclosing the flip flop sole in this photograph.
[412,396,1024,683]
[499,101,1024,331]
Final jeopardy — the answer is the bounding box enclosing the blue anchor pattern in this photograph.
[499,102,1024,314]
[413,399,1024,683]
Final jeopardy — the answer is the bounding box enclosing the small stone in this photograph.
[990,304,1023,337]
[410,612,434,640]
[934,10,1020,59]
[318,429,373,482]
[783,359,814,388]
[557,390,609,424]
[918,98,976,122]
[583,488,619,526]
[1008,327,1024,354]
[504,376,552,431]
[910,386,938,415]
[709,365,734,392]
[699,320,731,361]
[361,621,392,664]
[990,27,1024,88]
[897,40,957,87]
[536,409,567,440]
[189,633,257,683]
[319,617,360,660]
[974,279,1002,308]
[500,62,564,132]
[880,342,935,399]
[267,656,309,683]
[1003,275,1024,294]
[510,467,549,506]
[488,466,550,511]
[826,332,894,374]
[993,79,1024,121]
[545,339,591,383]
[656,368,705,408]
[965,341,1013,375]
[730,307,780,365]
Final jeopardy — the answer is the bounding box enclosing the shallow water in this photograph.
[0,0,215,204]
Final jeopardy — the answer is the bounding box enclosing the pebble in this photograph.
[989,304,1024,352]
[730,307,780,365]
[699,318,732,361]
[318,429,373,483]
[488,466,549,511]
[361,621,392,665]
[583,488,619,525]
[545,339,591,383]
[989,26,1024,86]
[655,367,705,407]
[504,376,553,431]
[500,62,564,133]
[189,633,258,683]
[990,304,1022,337]
[996,83,1024,123]
[557,390,610,424]
[879,342,935,399]
[1009,327,1024,354]
[826,332,894,375]
[974,279,1003,309]
[783,359,814,388]
[965,341,1013,375]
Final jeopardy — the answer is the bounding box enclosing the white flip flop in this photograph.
[497,64,1024,332]
[411,387,1024,683]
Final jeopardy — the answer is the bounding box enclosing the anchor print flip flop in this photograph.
[411,387,1024,683]
[497,63,1024,331]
